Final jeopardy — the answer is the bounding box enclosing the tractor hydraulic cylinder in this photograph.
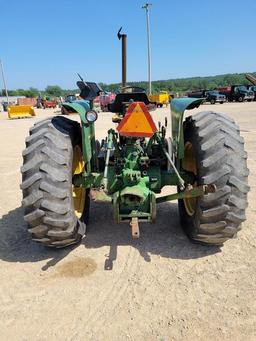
[155,134,185,189]
[163,147,185,190]
[102,130,114,190]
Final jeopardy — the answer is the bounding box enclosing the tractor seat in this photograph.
[77,81,103,101]
[108,92,156,113]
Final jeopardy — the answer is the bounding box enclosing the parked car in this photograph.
[217,85,254,102]
[246,85,256,101]
[1,101,15,111]
[2,101,9,111]
[99,92,116,112]
[41,99,57,109]
[65,94,77,103]
[187,90,226,104]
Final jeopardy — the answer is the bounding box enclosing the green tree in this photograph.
[45,85,63,97]
[27,87,39,97]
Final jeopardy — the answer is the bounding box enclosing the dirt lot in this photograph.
[0,102,255,341]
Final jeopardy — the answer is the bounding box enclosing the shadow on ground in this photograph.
[0,207,76,269]
[0,202,221,269]
[84,202,221,270]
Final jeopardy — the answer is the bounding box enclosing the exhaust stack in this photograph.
[117,27,127,91]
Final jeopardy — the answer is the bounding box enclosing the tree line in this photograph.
[1,72,255,98]
[100,72,256,94]
[0,86,75,98]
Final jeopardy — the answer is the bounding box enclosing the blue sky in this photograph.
[1,0,256,89]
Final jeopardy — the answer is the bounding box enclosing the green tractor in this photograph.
[20,77,249,247]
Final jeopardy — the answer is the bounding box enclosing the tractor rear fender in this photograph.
[171,98,204,160]
[62,101,96,172]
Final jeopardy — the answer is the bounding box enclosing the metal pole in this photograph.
[0,59,9,104]
[121,34,127,89]
[142,3,152,95]
[117,27,127,91]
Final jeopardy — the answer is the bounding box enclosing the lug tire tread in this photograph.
[178,111,249,245]
[21,116,87,247]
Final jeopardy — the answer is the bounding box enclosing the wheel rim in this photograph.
[182,142,197,216]
[72,145,86,219]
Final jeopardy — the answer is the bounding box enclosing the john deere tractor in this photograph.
[20,77,249,247]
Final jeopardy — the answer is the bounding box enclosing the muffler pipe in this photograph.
[117,27,127,91]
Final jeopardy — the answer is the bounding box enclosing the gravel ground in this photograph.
[0,102,255,341]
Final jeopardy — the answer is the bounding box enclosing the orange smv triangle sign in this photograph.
[117,102,157,138]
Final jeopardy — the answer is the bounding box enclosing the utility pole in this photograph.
[142,3,152,95]
[0,59,9,104]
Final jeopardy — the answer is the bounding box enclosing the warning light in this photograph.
[117,102,157,137]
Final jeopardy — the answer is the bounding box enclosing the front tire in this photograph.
[21,116,90,247]
[178,111,249,245]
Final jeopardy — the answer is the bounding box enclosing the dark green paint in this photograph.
[156,186,205,204]
[170,98,204,160]
[67,98,205,226]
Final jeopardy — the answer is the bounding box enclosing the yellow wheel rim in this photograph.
[182,142,197,216]
[72,145,86,219]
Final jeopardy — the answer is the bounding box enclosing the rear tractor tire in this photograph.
[21,116,90,247]
[179,111,249,245]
